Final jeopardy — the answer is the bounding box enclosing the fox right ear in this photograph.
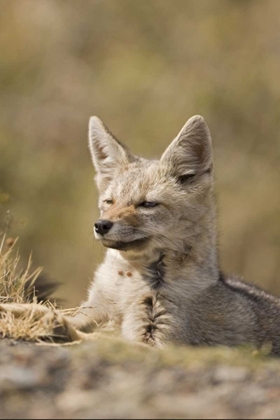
[88,117,135,190]
[160,115,213,180]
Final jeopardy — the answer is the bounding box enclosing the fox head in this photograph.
[88,115,215,260]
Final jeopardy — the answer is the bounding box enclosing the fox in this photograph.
[1,115,280,354]
[64,114,280,355]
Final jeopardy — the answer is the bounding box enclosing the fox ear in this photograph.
[88,117,135,190]
[160,115,213,181]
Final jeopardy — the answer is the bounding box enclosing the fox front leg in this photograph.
[121,294,170,348]
[65,302,110,333]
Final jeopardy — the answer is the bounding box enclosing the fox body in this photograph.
[70,115,280,354]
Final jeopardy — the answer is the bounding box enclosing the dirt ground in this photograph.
[1,338,280,419]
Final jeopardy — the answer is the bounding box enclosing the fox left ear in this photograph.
[160,115,213,180]
[88,117,136,190]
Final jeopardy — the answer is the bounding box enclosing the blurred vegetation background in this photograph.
[0,0,279,306]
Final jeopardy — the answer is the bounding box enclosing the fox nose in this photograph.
[94,219,113,236]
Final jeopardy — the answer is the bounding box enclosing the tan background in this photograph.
[0,0,279,306]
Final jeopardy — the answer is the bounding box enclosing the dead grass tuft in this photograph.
[0,234,43,305]
[0,304,56,342]
[0,233,73,342]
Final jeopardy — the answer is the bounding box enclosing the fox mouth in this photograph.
[100,237,150,250]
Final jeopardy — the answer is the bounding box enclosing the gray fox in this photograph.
[68,115,280,355]
[1,115,280,354]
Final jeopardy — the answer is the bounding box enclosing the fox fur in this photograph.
[68,115,280,355]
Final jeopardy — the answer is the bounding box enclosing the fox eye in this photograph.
[139,201,159,208]
[177,173,196,185]
[104,199,113,205]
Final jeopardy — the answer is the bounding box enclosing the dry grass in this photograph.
[0,233,80,342]
[0,234,42,305]
[0,304,57,341]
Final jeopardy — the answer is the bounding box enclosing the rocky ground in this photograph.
[1,338,280,419]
